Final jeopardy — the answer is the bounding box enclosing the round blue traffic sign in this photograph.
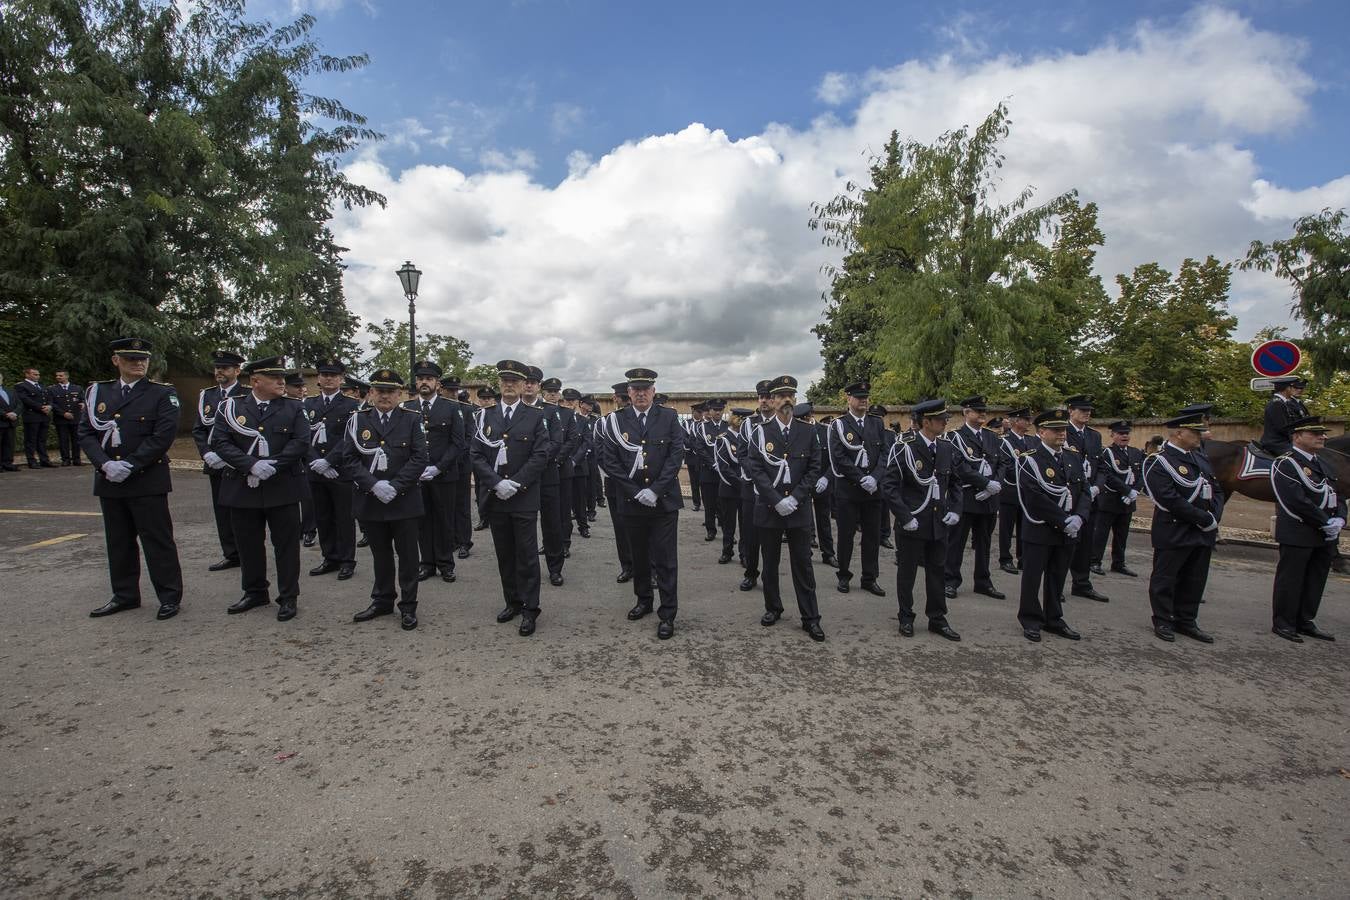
[1251,339,1302,377]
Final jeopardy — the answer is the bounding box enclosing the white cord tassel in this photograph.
[85,384,121,448]
[347,413,389,473]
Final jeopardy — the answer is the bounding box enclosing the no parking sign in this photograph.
[1250,339,1302,378]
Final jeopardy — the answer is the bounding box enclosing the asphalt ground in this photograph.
[0,465,1347,898]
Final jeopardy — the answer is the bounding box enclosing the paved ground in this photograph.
[1,466,1347,898]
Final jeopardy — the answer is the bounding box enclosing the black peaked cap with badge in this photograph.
[243,356,287,376]
[625,368,657,387]
[110,337,152,358]
[212,349,245,367]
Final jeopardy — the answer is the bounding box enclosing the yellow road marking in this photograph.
[16,533,89,550]
[0,509,102,517]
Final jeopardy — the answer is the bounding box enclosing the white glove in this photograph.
[372,480,398,504]
[101,460,133,483]
[1200,513,1219,533]
[494,479,519,500]
[815,476,829,494]
[903,518,920,532]
[859,475,878,494]
[203,451,227,470]
[250,460,277,481]
[1063,514,1083,538]
[636,488,658,507]
[984,479,1002,495]
[1090,485,1100,500]
[420,465,440,481]
[1125,490,1138,504]
[975,489,991,502]
[941,511,961,526]
[322,466,340,480]
[774,496,798,516]
[308,458,331,475]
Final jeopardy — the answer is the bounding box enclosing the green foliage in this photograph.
[1241,209,1350,387]
[0,0,383,381]
[364,319,493,383]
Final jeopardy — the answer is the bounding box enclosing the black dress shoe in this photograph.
[227,595,270,615]
[354,603,393,622]
[473,521,489,531]
[628,604,652,620]
[810,538,818,549]
[717,552,732,564]
[1023,629,1042,642]
[760,610,780,626]
[1044,622,1081,640]
[357,535,370,547]
[497,607,519,623]
[337,564,355,581]
[1110,565,1139,577]
[73,460,84,466]
[208,558,240,572]
[563,548,571,559]
[579,526,591,538]
[943,586,957,600]
[0,465,18,472]
[1176,623,1214,643]
[156,604,180,620]
[704,531,717,542]
[929,623,961,641]
[822,555,838,568]
[1154,624,1176,642]
[597,498,607,508]
[276,602,297,622]
[739,576,757,591]
[803,622,826,642]
[587,511,598,521]
[999,562,1019,575]
[549,573,564,587]
[879,537,894,549]
[303,532,318,548]
[1071,587,1110,603]
[441,570,456,583]
[90,599,140,618]
[457,546,471,559]
[656,620,675,640]
[616,568,633,584]
[416,566,435,582]
[518,617,537,637]
[692,504,701,511]
[1297,623,1335,641]
[1089,564,1106,576]
[401,612,418,631]
[899,621,914,637]
[860,581,885,597]
[309,561,340,576]
[974,587,1006,600]
[1272,625,1304,643]
[836,577,850,594]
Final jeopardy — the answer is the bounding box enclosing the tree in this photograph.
[364,319,496,384]
[1240,209,1350,387]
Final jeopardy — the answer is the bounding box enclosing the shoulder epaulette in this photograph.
[1065,445,1080,453]
[1019,449,1038,457]
[900,431,917,443]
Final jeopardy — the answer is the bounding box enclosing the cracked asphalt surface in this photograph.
[1,466,1347,897]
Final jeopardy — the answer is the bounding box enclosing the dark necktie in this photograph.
[782,424,789,442]
[121,384,131,400]
[258,401,268,415]
[380,413,389,429]
[422,400,431,416]
[638,412,647,434]
[503,406,512,427]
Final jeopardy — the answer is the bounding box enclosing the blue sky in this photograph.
[262,0,1350,388]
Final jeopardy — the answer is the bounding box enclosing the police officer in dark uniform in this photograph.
[581,395,604,521]
[1270,415,1344,642]
[193,350,249,571]
[14,366,52,468]
[596,368,685,639]
[744,376,825,641]
[871,404,897,550]
[881,398,963,640]
[209,356,310,621]
[685,402,705,512]
[0,373,18,471]
[403,360,466,584]
[521,366,570,586]
[1091,420,1143,577]
[438,374,479,559]
[1064,395,1109,603]
[342,369,430,630]
[1014,410,1093,642]
[1259,376,1309,456]
[561,388,593,539]
[734,381,772,591]
[691,401,723,541]
[996,407,1033,573]
[541,376,583,561]
[812,415,836,567]
[943,396,1005,600]
[713,404,746,566]
[304,356,359,580]
[471,360,550,636]
[827,381,887,596]
[81,338,185,619]
[286,371,318,546]
[48,370,85,465]
[1142,413,1225,642]
[605,381,635,583]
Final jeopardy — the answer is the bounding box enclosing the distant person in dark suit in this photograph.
[15,366,52,468]
[48,370,85,465]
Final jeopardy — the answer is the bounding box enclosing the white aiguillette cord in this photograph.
[1015,451,1072,525]
[1271,454,1337,521]
[888,441,941,515]
[1142,452,1212,510]
[598,411,645,477]
[831,418,870,471]
[85,383,121,447]
[219,397,273,487]
[753,422,792,487]
[347,412,389,473]
[474,407,508,469]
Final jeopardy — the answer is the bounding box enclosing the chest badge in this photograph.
[765,442,774,452]
[1304,466,1314,476]
[1178,465,1189,476]
[1046,467,1056,479]
[236,415,247,425]
[97,402,106,413]
[204,404,212,415]
[361,429,372,441]
[915,459,924,470]
[847,432,855,442]
[485,425,492,437]
[623,432,629,441]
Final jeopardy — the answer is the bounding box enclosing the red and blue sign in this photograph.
[1251,339,1302,377]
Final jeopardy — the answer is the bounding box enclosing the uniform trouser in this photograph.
[363,517,420,613]
[1070,508,1097,589]
[0,427,13,466]
[311,477,355,566]
[998,500,1021,565]
[812,490,834,557]
[700,482,720,534]
[606,476,632,570]
[1272,542,1334,631]
[1017,540,1071,631]
[760,524,819,624]
[55,421,81,462]
[739,492,761,577]
[100,494,183,606]
[539,477,565,576]
[592,463,605,502]
[560,475,576,548]
[417,478,456,573]
[834,496,881,584]
[897,536,949,625]
[207,470,240,563]
[299,476,316,536]
[879,507,892,542]
[688,465,702,507]
[454,469,473,549]
[23,420,49,464]
[718,494,739,556]
[229,503,301,604]
[944,511,996,591]
[1148,544,1211,628]
[626,510,679,622]
[488,510,541,615]
[1091,509,1131,569]
[570,475,590,529]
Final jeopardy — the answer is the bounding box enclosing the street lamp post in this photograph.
[396,261,422,377]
